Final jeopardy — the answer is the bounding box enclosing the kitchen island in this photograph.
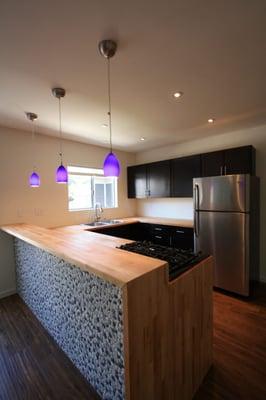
[1,220,213,400]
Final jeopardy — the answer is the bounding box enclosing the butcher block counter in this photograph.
[1,221,212,400]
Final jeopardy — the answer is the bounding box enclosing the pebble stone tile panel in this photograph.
[14,238,125,400]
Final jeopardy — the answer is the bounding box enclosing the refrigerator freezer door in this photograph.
[193,175,250,212]
[194,211,249,296]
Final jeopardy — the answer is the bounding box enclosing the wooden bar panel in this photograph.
[123,257,213,400]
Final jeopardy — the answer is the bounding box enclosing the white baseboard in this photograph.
[0,288,17,299]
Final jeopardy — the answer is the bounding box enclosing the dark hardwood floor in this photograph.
[0,295,99,400]
[195,284,266,400]
[0,285,266,400]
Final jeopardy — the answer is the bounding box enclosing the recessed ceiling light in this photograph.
[208,118,215,124]
[173,91,183,98]
[101,123,108,128]
[140,137,145,141]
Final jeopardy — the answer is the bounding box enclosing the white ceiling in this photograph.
[0,0,266,152]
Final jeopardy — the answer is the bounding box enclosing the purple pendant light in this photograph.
[26,112,40,187]
[52,87,68,184]
[99,39,120,177]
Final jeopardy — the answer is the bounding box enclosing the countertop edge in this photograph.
[1,224,168,288]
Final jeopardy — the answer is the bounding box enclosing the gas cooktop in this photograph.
[118,241,206,280]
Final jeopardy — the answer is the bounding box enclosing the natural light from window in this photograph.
[68,166,118,211]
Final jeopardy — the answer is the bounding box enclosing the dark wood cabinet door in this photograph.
[224,145,255,175]
[172,227,194,250]
[171,155,201,197]
[201,150,224,177]
[127,165,147,198]
[127,166,135,198]
[148,160,171,198]
[150,224,172,246]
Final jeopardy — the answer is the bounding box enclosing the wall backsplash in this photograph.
[137,198,193,220]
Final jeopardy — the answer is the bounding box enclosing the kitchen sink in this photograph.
[82,219,122,227]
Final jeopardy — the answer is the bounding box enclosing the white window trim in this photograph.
[68,166,118,212]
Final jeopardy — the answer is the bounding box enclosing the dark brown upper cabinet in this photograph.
[201,150,224,177]
[224,145,256,175]
[147,160,171,198]
[201,145,255,177]
[171,155,201,197]
[127,145,256,199]
[127,164,147,198]
[127,160,170,198]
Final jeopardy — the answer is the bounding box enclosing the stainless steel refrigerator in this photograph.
[193,174,259,296]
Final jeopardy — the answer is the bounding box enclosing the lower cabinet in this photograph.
[172,227,194,250]
[96,223,194,251]
[95,223,152,242]
[150,224,172,246]
[151,224,194,250]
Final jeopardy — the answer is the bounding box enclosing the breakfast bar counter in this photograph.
[1,221,212,400]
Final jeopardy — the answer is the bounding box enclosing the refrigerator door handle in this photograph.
[194,184,200,237]
[195,183,199,210]
[194,210,199,237]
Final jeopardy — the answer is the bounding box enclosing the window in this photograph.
[68,166,118,211]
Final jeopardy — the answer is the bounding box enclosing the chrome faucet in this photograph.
[94,202,103,222]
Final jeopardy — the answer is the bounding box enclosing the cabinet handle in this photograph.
[224,165,227,175]
[176,230,185,234]
[155,235,162,239]
[220,166,223,175]
[154,227,163,231]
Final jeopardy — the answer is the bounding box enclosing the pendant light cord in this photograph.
[58,97,63,164]
[31,119,36,171]
[107,57,113,153]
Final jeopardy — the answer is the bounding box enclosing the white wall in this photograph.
[136,124,266,282]
[0,126,136,227]
[0,125,136,297]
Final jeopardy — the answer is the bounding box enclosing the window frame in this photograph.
[67,165,118,212]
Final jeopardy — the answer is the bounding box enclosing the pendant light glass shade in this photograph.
[56,164,68,183]
[99,40,120,177]
[52,88,68,184]
[29,171,40,187]
[103,152,120,177]
[26,112,40,187]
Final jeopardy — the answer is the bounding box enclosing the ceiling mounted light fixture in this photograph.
[99,39,120,177]
[140,137,145,141]
[26,112,40,187]
[52,87,68,184]
[208,118,215,124]
[173,91,183,98]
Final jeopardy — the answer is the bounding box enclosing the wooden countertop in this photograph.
[55,216,194,233]
[1,217,193,287]
[1,223,167,287]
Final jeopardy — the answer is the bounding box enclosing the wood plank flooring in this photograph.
[0,285,266,400]
[0,295,99,400]
[195,284,266,400]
